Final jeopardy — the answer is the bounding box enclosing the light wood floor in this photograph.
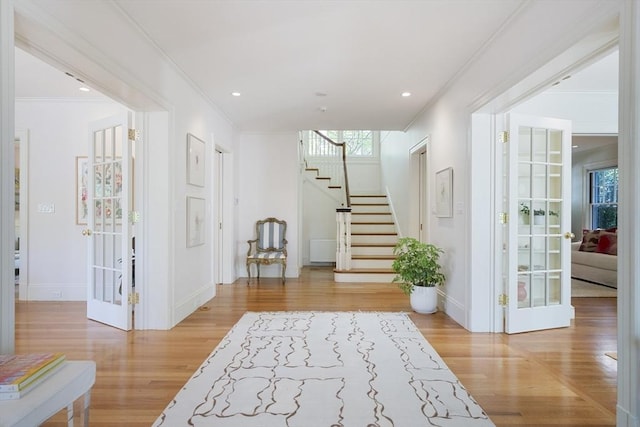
[16,266,617,426]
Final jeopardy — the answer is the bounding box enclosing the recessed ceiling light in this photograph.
[401,92,411,97]
[79,87,90,92]
[231,92,241,97]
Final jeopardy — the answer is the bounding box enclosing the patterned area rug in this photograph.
[154,311,494,426]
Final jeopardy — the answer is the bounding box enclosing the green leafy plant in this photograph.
[549,210,559,217]
[392,237,446,295]
[533,209,545,216]
[519,203,530,216]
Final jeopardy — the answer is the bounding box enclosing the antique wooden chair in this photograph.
[246,217,288,284]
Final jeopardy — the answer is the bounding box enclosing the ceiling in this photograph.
[14,0,618,132]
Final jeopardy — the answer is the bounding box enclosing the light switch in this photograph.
[37,203,55,213]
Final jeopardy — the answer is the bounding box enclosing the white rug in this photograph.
[154,311,494,427]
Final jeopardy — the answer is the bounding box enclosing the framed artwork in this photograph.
[187,133,205,187]
[14,168,19,212]
[76,156,89,224]
[187,196,206,247]
[435,167,453,218]
[76,156,124,225]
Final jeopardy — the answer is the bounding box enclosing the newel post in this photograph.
[336,208,352,270]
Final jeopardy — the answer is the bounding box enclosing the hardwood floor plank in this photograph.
[14,266,616,426]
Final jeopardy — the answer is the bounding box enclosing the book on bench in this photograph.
[0,352,66,400]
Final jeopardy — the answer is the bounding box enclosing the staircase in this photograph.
[301,131,399,283]
[334,194,397,283]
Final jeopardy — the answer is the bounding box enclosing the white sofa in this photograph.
[571,241,617,288]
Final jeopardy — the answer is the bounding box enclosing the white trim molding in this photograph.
[0,0,15,353]
[617,0,640,424]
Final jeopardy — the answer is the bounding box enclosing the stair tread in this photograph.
[351,243,395,247]
[352,232,397,235]
[351,195,387,198]
[352,212,391,215]
[352,221,394,224]
[352,255,396,259]
[334,268,395,273]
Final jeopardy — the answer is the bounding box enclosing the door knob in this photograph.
[82,229,92,236]
[564,232,575,240]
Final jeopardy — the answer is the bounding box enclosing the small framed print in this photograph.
[435,167,453,218]
[187,133,205,187]
[76,156,89,224]
[187,196,206,247]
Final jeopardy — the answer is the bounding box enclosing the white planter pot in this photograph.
[534,214,545,225]
[410,285,438,314]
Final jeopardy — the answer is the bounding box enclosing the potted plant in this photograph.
[533,208,545,225]
[519,203,530,224]
[392,237,446,314]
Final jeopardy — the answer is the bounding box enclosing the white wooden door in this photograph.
[215,149,224,285]
[85,113,133,330]
[419,149,427,242]
[505,113,573,333]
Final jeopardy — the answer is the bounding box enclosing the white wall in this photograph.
[15,99,126,300]
[512,92,618,134]
[380,131,413,238]
[301,179,340,265]
[236,132,300,279]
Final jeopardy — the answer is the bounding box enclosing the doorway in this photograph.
[14,47,140,329]
[409,137,429,242]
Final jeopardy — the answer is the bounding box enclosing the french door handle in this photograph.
[564,232,575,240]
[82,229,93,236]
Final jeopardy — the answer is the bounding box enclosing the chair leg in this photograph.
[246,263,251,285]
[282,262,286,285]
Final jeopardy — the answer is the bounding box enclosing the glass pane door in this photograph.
[506,114,572,333]
[86,112,132,330]
[516,126,563,308]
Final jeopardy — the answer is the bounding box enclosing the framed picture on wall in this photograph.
[187,133,205,187]
[187,196,206,247]
[435,167,453,218]
[76,156,89,225]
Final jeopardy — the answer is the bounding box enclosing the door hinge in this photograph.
[128,128,139,141]
[129,211,140,224]
[499,212,509,224]
[128,292,140,305]
[498,293,509,306]
[498,131,509,143]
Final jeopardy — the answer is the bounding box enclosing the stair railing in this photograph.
[308,131,352,270]
[310,131,351,208]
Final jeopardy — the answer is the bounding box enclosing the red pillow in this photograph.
[579,228,617,252]
[579,229,601,252]
[596,233,618,255]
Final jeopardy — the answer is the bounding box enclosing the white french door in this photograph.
[504,113,573,333]
[85,113,133,330]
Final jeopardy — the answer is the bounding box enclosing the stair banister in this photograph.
[312,131,351,208]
